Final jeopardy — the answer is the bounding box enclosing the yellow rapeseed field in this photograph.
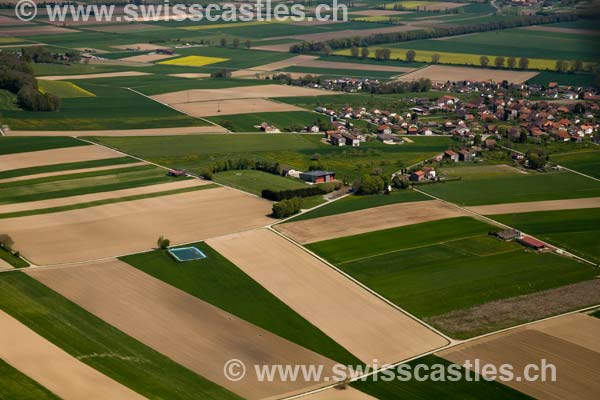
[159,55,229,67]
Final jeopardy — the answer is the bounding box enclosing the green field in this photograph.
[526,70,595,87]
[0,89,19,110]
[492,208,600,264]
[0,157,139,180]
[120,243,360,365]
[213,169,307,195]
[0,165,186,205]
[551,150,600,179]
[307,217,598,321]
[207,111,322,132]
[0,359,59,400]
[286,189,429,222]
[0,137,88,155]
[352,355,531,400]
[91,135,454,182]
[0,272,240,400]
[0,246,29,268]
[0,84,205,131]
[38,80,95,99]
[420,170,600,206]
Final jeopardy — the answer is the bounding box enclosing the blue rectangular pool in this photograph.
[168,246,207,262]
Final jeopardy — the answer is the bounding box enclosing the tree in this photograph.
[571,60,583,72]
[322,44,332,56]
[353,174,385,195]
[232,38,240,48]
[473,133,482,145]
[350,45,359,58]
[480,55,489,67]
[507,56,516,69]
[156,236,170,249]
[272,197,303,218]
[556,60,568,73]
[494,56,505,68]
[219,37,227,47]
[245,39,252,49]
[518,57,529,69]
[431,53,440,64]
[406,50,416,62]
[361,47,370,59]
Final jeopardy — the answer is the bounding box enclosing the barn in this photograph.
[299,170,336,184]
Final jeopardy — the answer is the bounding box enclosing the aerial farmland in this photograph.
[0,0,599,399]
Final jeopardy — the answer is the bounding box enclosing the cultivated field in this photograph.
[170,98,305,117]
[467,197,600,215]
[38,71,152,81]
[118,53,177,63]
[0,310,145,400]
[302,387,377,399]
[0,145,124,172]
[295,59,415,72]
[152,84,335,104]
[276,199,465,243]
[0,185,272,265]
[207,229,448,364]
[231,54,318,77]
[439,313,600,400]
[8,126,227,136]
[29,259,340,400]
[111,43,171,51]
[397,65,538,83]
[159,55,229,67]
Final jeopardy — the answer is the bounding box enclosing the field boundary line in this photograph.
[268,226,455,344]
[413,187,598,266]
[501,144,600,182]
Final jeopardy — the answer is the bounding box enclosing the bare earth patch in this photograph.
[207,229,448,364]
[0,145,124,172]
[118,53,178,63]
[426,279,600,338]
[297,59,415,73]
[0,179,209,214]
[168,73,211,79]
[0,186,272,265]
[0,161,146,184]
[7,126,228,136]
[152,84,336,105]
[438,313,600,400]
[0,26,77,36]
[171,98,305,117]
[0,310,145,400]
[468,197,600,215]
[85,23,163,33]
[276,200,466,244]
[38,71,151,81]
[28,259,340,400]
[0,258,13,271]
[231,55,318,77]
[397,65,539,84]
[351,10,410,16]
[300,387,377,400]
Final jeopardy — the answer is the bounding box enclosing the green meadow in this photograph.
[213,169,307,195]
[0,157,139,180]
[551,150,600,179]
[0,137,87,155]
[206,111,321,132]
[120,243,361,365]
[0,272,240,400]
[307,217,598,319]
[492,208,600,264]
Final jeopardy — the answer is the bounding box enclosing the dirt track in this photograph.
[0,178,209,214]
[467,197,600,215]
[439,313,600,400]
[152,84,335,105]
[0,186,272,265]
[38,71,151,81]
[7,126,228,136]
[397,65,539,84]
[0,310,145,400]
[276,200,465,244]
[207,229,448,364]
[0,146,124,172]
[171,98,305,117]
[28,259,339,400]
[0,162,146,184]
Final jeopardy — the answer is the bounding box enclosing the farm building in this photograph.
[444,150,459,162]
[494,229,519,241]
[167,169,186,177]
[519,236,545,250]
[300,170,336,183]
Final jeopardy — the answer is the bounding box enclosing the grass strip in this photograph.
[0,183,218,219]
[0,137,88,155]
[0,272,241,400]
[0,359,59,400]
[0,157,139,180]
[0,246,29,268]
[121,243,361,366]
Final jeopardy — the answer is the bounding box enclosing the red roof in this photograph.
[444,150,457,156]
[520,236,545,248]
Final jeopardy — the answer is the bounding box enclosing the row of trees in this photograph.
[219,37,252,49]
[272,198,303,218]
[289,13,578,53]
[0,52,59,112]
